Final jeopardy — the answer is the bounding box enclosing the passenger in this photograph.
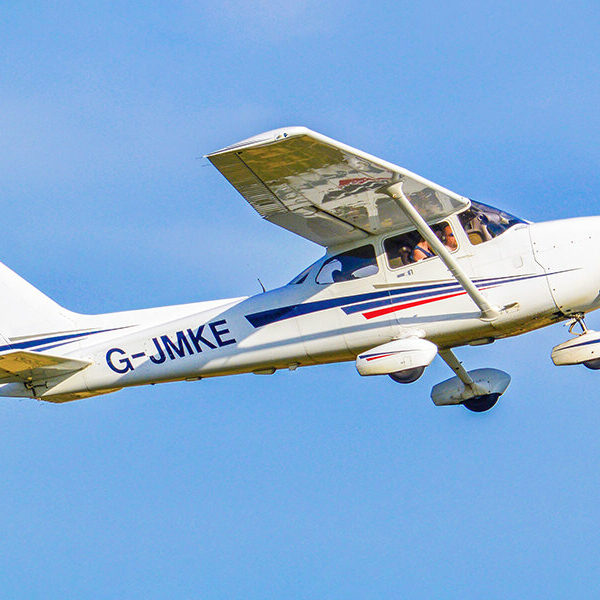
[413,239,435,261]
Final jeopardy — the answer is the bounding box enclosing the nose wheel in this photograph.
[569,315,598,372]
[552,313,600,368]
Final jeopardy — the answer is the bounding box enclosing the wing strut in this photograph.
[381,182,500,320]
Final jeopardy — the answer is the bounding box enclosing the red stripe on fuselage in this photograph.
[363,291,468,319]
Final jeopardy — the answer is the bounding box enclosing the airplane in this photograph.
[1,126,599,412]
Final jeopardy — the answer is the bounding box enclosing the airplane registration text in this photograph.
[106,319,236,374]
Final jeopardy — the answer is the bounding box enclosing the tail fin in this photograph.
[0,261,76,343]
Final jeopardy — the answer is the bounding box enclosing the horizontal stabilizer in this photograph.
[0,350,91,383]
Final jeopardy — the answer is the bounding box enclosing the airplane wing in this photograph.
[207,126,470,247]
[0,350,91,384]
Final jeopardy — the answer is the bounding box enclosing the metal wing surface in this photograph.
[207,126,470,248]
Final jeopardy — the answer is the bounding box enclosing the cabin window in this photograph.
[383,221,457,269]
[316,244,378,284]
[458,201,525,245]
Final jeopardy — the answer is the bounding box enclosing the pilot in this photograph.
[443,224,458,251]
[413,225,457,261]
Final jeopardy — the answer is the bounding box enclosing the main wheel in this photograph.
[462,393,500,413]
[389,366,425,384]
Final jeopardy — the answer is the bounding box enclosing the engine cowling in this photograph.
[355,338,437,377]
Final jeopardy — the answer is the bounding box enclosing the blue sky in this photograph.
[1,1,600,598]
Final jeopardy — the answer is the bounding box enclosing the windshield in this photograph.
[458,200,526,245]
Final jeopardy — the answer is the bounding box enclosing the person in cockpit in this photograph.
[442,224,458,251]
[413,238,435,261]
[413,224,457,261]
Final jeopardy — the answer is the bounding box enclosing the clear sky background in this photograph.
[1,2,600,598]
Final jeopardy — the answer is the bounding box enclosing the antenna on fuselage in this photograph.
[257,278,266,293]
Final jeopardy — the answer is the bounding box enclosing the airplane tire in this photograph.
[389,366,425,384]
[462,393,500,413]
[583,359,600,370]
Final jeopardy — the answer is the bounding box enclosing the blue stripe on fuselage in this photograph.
[342,273,550,315]
[245,280,470,328]
[342,284,465,315]
[244,272,555,328]
[0,327,130,353]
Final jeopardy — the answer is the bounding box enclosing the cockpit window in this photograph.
[316,244,378,284]
[383,221,457,269]
[458,201,525,245]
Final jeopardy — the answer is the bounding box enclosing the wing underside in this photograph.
[208,127,470,247]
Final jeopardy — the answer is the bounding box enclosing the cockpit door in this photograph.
[378,218,473,328]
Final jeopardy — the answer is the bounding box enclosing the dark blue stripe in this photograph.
[245,280,471,328]
[245,270,572,328]
[247,279,488,327]
[0,327,129,353]
[245,280,491,328]
[561,338,600,350]
[358,350,410,359]
[245,291,391,328]
[343,285,465,315]
[346,272,555,316]
[351,273,552,315]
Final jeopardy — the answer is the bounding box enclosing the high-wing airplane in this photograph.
[1,127,599,411]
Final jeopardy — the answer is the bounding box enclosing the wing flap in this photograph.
[208,127,470,247]
[0,350,91,383]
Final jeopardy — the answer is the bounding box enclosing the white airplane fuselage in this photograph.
[2,215,600,402]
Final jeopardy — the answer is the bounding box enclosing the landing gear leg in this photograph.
[568,313,588,335]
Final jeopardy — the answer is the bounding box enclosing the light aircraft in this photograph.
[1,127,599,411]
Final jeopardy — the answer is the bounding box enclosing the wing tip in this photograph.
[207,126,312,157]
